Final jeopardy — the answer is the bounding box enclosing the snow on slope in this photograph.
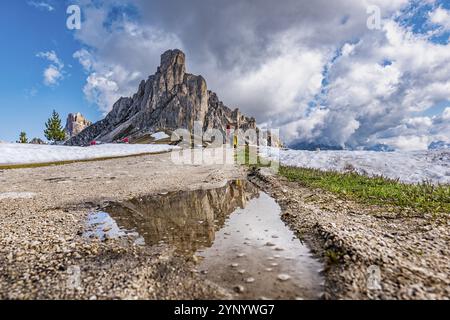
[260,148,450,185]
[0,143,176,165]
[151,132,170,141]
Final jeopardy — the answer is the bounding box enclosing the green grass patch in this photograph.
[235,145,278,168]
[279,166,450,215]
[325,249,342,264]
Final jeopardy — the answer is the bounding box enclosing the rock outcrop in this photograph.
[66,49,256,146]
[29,138,46,145]
[65,113,92,139]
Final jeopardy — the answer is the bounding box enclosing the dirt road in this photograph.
[0,153,242,299]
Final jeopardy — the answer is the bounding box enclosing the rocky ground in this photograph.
[1,153,449,300]
[0,153,240,299]
[250,168,450,300]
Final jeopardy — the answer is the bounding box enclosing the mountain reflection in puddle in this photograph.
[84,180,324,299]
[87,180,258,253]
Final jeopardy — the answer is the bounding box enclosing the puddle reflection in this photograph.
[84,180,323,299]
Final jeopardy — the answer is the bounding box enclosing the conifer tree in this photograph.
[44,110,66,143]
[19,131,28,144]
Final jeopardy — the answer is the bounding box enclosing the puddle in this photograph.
[84,180,324,299]
[196,192,323,300]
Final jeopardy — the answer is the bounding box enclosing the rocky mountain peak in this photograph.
[66,49,257,146]
[159,49,186,73]
[65,113,92,139]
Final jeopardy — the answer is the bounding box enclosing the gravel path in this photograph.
[0,153,242,299]
[2,153,448,300]
[250,168,450,300]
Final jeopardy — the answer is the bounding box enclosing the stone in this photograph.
[66,49,257,146]
[234,285,245,293]
[277,274,291,282]
[29,138,46,145]
[245,277,255,283]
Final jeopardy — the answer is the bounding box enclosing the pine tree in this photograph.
[44,110,66,143]
[19,131,28,144]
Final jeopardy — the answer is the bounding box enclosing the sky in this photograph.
[0,0,449,150]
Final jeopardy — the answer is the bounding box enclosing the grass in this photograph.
[325,249,342,264]
[279,166,450,215]
[235,145,277,168]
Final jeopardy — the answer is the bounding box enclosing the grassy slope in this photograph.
[279,166,450,215]
[237,147,449,215]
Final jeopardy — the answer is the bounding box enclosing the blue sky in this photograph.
[0,1,101,142]
[0,0,449,150]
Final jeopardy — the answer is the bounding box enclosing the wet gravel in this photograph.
[250,168,450,300]
[0,153,241,299]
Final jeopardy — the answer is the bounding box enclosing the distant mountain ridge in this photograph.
[428,141,450,150]
[289,142,396,152]
[66,49,256,146]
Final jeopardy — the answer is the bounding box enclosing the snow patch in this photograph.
[151,132,170,141]
[260,147,450,185]
[0,143,177,165]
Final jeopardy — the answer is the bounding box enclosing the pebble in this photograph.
[234,285,245,293]
[245,277,255,283]
[277,274,291,282]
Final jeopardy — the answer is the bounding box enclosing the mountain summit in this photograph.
[66,49,256,145]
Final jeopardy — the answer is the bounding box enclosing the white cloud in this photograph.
[43,65,63,86]
[36,50,64,86]
[302,18,450,150]
[36,51,63,68]
[72,4,181,112]
[27,1,54,12]
[442,107,450,120]
[73,49,93,72]
[429,6,450,31]
[70,0,450,150]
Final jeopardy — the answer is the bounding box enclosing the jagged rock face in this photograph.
[66,49,256,146]
[65,113,92,139]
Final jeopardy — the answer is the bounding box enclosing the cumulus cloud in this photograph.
[36,51,64,86]
[304,19,450,149]
[429,6,450,31]
[72,4,181,112]
[442,107,450,120]
[71,0,450,150]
